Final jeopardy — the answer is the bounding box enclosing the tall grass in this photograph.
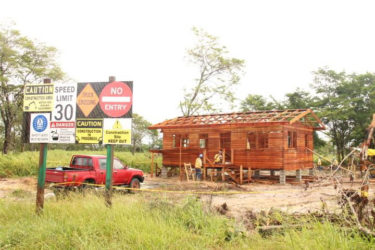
[0,150,160,177]
[0,194,248,249]
[0,193,373,249]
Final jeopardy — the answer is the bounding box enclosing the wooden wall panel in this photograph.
[158,124,315,171]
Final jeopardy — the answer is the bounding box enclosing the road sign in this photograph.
[75,119,103,144]
[99,82,132,118]
[103,118,131,144]
[76,81,132,119]
[23,84,54,112]
[50,83,77,143]
[76,83,99,117]
[30,113,50,143]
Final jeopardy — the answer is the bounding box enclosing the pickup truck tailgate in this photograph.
[46,169,65,183]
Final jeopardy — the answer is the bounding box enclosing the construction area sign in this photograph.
[23,80,133,145]
[30,113,50,143]
[76,81,133,119]
[50,83,77,143]
[103,118,131,144]
[75,119,103,144]
[23,84,54,112]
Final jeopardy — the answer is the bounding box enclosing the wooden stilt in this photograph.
[222,166,225,181]
[231,149,234,163]
[179,139,182,181]
[203,166,206,180]
[222,149,226,163]
[248,167,251,183]
[240,165,243,185]
[150,153,154,178]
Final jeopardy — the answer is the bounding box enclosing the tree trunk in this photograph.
[132,140,136,155]
[2,122,12,154]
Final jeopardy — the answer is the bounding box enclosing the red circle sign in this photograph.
[99,81,133,117]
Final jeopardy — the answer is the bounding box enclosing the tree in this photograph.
[0,25,64,153]
[131,113,154,155]
[179,27,244,116]
[240,94,275,111]
[312,68,375,161]
[283,88,314,109]
[282,88,326,149]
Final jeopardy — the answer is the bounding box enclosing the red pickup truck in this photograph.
[46,155,144,189]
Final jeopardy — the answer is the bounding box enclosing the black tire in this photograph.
[129,178,140,193]
[79,179,94,193]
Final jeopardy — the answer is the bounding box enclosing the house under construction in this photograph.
[148,109,325,184]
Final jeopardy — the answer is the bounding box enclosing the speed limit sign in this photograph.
[50,83,77,143]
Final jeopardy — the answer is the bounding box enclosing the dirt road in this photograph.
[1,175,373,219]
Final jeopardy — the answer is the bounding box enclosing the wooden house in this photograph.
[149,109,325,184]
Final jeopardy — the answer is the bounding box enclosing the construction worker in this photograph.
[214,150,223,164]
[195,154,203,181]
[317,158,322,171]
[361,184,369,199]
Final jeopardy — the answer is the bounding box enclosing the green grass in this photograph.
[0,193,373,249]
[0,194,248,249]
[0,150,160,177]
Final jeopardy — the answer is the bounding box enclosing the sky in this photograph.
[1,0,375,124]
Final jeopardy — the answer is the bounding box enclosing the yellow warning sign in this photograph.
[75,119,103,144]
[113,120,122,129]
[103,118,131,144]
[77,83,99,117]
[23,84,54,112]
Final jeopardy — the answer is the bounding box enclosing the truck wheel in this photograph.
[79,180,94,193]
[129,178,140,193]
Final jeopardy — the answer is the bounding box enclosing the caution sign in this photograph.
[75,119,103,144]
[50,83,77,143]
[76,81,132,119]
[76,83,99,117]
[103,118,131,144]
[30,113,50,143]
[23,84,54,112]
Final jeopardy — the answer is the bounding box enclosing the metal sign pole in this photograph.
[36,143,48,214]
[104,76,116,207]
[35,78,51,214]
[105,144,114,207]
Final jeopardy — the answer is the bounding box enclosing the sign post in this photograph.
[105,144,113,207]
[23,75,133,212]
[104,76,116,208]
[35,78,51,214]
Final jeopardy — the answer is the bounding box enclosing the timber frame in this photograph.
[149,109,325,184]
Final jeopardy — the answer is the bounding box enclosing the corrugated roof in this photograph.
[149,109,325,130]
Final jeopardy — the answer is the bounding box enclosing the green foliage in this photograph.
[180,27,245,116]
[312,68,375,160]
[0,194,248,249]
[0,194,373,249]
[0,150,160,177]
[0,24,64,154]
[283,88,314,109]
[132,113,160,154]
[240,94,276,111]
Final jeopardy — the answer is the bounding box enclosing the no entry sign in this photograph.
[99,82,132,118]
[76,81,133,119]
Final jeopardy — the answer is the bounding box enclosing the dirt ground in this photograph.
[2,171,374,220]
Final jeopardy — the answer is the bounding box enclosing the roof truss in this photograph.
[149,109,325,130]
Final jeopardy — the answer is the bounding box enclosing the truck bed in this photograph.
[46,167,90,183]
